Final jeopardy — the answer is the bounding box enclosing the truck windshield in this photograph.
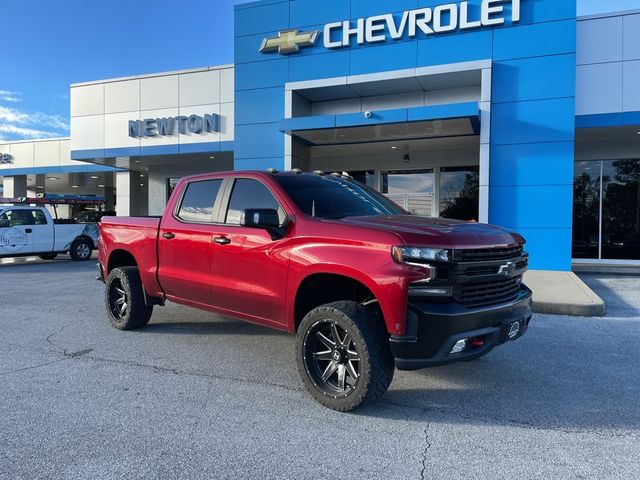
[274,174,407,219]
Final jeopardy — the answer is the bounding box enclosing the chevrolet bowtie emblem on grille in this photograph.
[497,261,515,276]
[259,29,320,55]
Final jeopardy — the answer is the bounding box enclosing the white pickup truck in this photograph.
[0,206,99,261]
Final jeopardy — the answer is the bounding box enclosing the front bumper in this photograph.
[390,286,532,370]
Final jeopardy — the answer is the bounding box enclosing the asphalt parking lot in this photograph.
[1,258,639,480]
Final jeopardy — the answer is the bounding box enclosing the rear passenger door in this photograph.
[157,178,224,305]
[28,209,54,254]
[209,178,291,325]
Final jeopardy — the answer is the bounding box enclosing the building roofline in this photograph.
[578,8,640,21]
[0,137,70,146]
[70,64,234,88]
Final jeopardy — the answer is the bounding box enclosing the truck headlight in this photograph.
[391,246,450,264]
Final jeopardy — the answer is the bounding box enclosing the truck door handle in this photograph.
[162,232,175,240]
[213,236,231,245]
[25,229,32,234]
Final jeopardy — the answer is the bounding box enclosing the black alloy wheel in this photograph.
[296,301,395,411]
[109,277,129,321]
[105,267,153,330]
[303,319,362,397]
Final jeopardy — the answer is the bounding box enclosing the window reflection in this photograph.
[602,159,640,260]
[572,159,640,261]
[572,161,601,259]
[439,166,479,221]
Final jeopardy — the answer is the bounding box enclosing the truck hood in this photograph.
[337,215,523,249]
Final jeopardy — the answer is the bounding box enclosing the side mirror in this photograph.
[241,209,288,239]
[0,219,8,228]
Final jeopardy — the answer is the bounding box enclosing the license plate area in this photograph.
[504,319,525,341]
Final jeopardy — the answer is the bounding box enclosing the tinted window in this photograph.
[33,210,48,225]
[177,179,222,223]
[274,174,406,219]
[225,179,284,225]
[2,210,37,226]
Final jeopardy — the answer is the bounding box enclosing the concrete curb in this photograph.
[523,270,606,317]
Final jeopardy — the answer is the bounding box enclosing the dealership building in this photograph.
[1,0,640,271]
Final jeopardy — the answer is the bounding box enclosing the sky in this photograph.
[1,0,639,143]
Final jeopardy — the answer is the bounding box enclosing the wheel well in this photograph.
[294,273,380,331]
[76,235,96,249]
[107,249,138,273]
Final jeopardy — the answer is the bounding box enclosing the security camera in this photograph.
[363,111,372,119]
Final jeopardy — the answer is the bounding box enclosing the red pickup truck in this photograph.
[98,171,532,411]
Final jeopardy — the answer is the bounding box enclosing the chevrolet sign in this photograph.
[260,0,520,55]
[260,29,319,54]
[0,153,12,165]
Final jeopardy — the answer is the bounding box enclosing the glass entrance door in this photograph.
[381,169,435,216]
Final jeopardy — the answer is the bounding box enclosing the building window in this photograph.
[439,166,479,221]
[573,159,640,261]
[381,169,434,217]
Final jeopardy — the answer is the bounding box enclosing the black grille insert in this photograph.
[456,246,523,263]
[455,277,522,307]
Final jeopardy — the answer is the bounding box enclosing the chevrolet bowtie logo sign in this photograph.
[259,29,320,55]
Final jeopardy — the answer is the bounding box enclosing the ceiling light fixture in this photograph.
[98,184,105,188]
[47,177,59,181]
[90,175,99,179]
[391,146,398,150]
[209,156,215,159]
[72,185,79,188]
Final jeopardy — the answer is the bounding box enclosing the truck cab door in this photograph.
[0,210,33,256]
[157,178,225,306]
[26,209,54,254]
[209,178,290,325]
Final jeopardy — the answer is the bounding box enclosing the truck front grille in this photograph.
[455,277,522,307]
[455,246,523,263]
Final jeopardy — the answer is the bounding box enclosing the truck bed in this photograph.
[99,216,162,296]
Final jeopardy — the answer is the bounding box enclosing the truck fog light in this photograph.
[450,339,467,354]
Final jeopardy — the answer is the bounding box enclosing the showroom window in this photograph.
[439,166,480,221]
[573,159,640,260]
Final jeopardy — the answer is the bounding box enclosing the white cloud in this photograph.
[0,90,22,103]
[0,124,60,139]
[0,105,69,141]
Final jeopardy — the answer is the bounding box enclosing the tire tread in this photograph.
[296,300,394,412]
[105,266,153,330]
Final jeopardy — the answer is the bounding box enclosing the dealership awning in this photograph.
[278,102,480,145]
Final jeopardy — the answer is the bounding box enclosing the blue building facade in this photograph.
[11,1,634,272]
[233,0,578,271]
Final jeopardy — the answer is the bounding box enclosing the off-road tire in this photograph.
[38,253,58,260]
[69,238,92,261]
[105,267,153,330]
[296,300,395,412]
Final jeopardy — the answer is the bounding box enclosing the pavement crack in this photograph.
[72,353,303,393]
[0,357,70,376]
[419,423,432,480]
[45,321,76,352]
